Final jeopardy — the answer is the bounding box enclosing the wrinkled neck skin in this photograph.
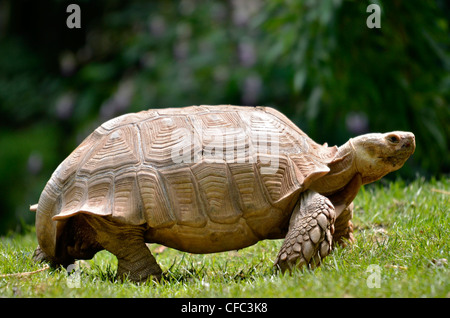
[310,140,358,196]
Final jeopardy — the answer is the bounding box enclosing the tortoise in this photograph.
[31,105,415,282]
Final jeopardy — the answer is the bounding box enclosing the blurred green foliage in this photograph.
[0,0,449,234]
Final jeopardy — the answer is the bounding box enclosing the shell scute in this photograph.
[191,162,242,224]
[83,173,113,217]
[99,110,158,132]
[137,167,175,228]
[228,162,271,218]
[258,155,299,205]
[139,116,196,168]
[112,170,145,224]
[53,130,103,186]
[54,178,87,220]
[80,125,140,175]
[159,166,206,227]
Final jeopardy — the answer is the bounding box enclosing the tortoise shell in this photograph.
[37,105,337,251]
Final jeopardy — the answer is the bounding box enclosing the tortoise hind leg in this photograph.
[64,215,103,261]
[274,190,335,272]
[85,215,162,283]
[32,245,57,264]
[32,244,75,269]
[114,238,162,283]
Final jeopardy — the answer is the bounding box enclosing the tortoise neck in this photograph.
[335,138,359,175]
[310,140,358,195]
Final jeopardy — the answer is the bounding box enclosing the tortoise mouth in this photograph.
[381,155,408,169]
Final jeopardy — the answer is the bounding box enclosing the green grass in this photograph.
[1,178,448,297]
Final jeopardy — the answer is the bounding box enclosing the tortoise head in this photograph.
[350,131,415,184]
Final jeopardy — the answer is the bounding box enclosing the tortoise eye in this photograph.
[387,134,400,144]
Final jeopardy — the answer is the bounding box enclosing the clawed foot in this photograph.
[32,245,49,264]
[274,191,335,272]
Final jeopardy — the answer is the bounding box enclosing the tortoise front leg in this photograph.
[275,191,336,272]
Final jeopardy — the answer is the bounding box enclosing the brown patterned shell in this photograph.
[37,105,337,233]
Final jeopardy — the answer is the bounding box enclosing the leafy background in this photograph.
[0,0,449,234]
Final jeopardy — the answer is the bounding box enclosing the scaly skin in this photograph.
[275,191,335,271]
[84,215,162,283]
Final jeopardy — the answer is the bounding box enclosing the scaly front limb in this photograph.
[274,191,335,272]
